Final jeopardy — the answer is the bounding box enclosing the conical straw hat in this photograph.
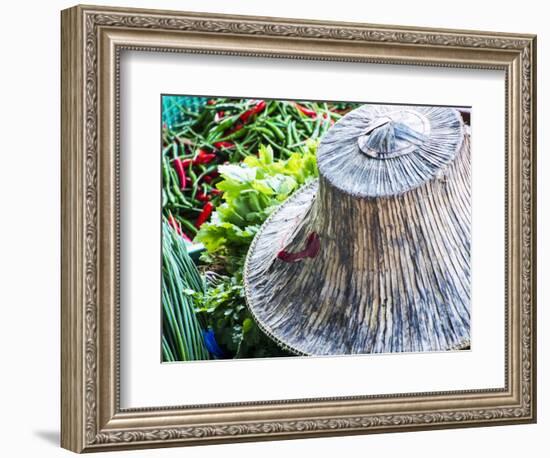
[244,104,470,355]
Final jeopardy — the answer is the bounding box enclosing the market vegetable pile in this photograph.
[161,97,360,361]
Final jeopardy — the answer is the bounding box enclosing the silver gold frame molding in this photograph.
[61,4,536,453]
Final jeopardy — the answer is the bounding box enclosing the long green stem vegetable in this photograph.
[162,221,210,362]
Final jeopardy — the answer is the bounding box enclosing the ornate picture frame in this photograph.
[61,4,536,453]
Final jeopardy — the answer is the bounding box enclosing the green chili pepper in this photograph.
[206,102,246,111]
[187,165,198,183]
[311,116,322,140]
[261,134,294,156]
[177,216,199,235]
[168,169,193,205]
[264,120,285,141]
[214,116,237,132]
[194,165,218,187]
[253,126,275,138]
[266,100,279,115]
[218,125,250,141]
[286,122,294,147]
[165,186,176,205]
[290,121,302,144]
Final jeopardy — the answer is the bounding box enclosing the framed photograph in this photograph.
[61,4,537,453]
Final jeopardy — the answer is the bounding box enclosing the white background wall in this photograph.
[0,0,545,456]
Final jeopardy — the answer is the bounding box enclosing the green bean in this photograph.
[187,165,198,187]
[185,127,209,143]
[194,165,218,187]
[265,120,285,141]
[261,134,294,156]
[240,130,260,146]
[205,102,246,111]
[170,142,179,159]
[290,121,302,144]
[266,100,279,115]
[172,120,197,131]
[287,140,308,149]
[165,186,176,205]
[285,122,293,146]
[253,126,275,138]
[162,159,170,183]
[296,117,313,135]
[169,168,193,205]
[162,144,174,156]
[211,116,237,133]
[276,101,291,117]
[310,116,322,140]
[177,217,199,235]
[233,142,250,159]
[217,125,250,141]
[171,202,194,210]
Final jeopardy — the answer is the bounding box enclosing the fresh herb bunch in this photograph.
[195,143,318,273]
[190,143,319,359]
[195,275,292,359]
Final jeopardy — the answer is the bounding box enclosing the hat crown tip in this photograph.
[357,110,430,159]
[317,104,463,197]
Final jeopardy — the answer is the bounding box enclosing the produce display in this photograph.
[161,96,360,361]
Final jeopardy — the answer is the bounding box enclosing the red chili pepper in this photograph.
[239,100,266,123]
[295,103,317,118]
[254,100,266,114]
[321,113,335,126]
[195,150,217,164]
[172,158,187,190]
[224,123,243,135]
[207,99,216,105]
[196,191,210,202]
[168,213,182,236]
[277,232,320,263]
[213,141,235,150]
[210,189,222,195]
[239,110,253,123]
[195,202,214,228]
[203,175,213,184]
[168,213,192,241]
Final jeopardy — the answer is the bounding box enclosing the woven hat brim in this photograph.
[244,180,319,356]
[244,180,472,356]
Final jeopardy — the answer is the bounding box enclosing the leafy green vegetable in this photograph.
[195,275,292,358]
[195,142,318,273]
[192,142,318,358]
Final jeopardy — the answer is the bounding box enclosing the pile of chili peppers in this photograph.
[162,97,359,240]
